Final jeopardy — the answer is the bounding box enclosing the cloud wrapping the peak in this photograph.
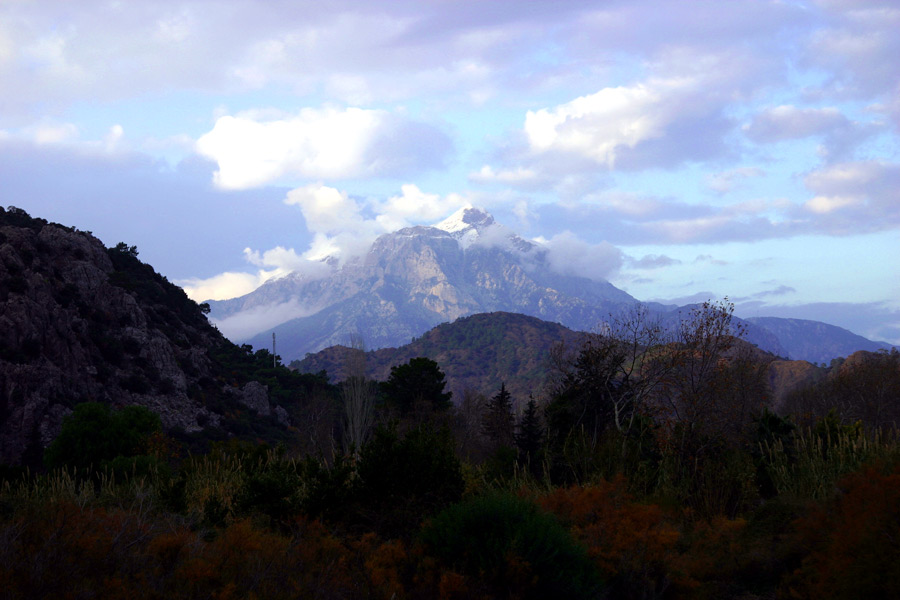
[539,231,623,282]
[374,184,469,231]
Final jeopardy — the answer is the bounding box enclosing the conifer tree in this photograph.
[482,383,515,447]
[516,397,544,464]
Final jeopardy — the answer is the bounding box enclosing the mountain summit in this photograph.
[208,208,638,360]
[433,205,496,248]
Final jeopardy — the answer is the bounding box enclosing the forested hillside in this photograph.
[293,311,587,402]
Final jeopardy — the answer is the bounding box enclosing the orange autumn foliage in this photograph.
[784,464,900,599]
[538,477,679,596]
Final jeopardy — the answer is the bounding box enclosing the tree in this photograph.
[44,402,161,472]
[356,423,464,536]
[380,357,452,418]
[342,334,375,454]
[516,397,544,466]
[482,382,514,448]
[654,298,756,439]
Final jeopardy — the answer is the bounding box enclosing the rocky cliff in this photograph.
[0,206,303,465]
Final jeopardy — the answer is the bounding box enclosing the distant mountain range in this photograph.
[208,206,895,364]
[746,317,895,365]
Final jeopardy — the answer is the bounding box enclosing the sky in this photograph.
[1,0,898,344]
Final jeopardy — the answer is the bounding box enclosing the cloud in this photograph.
[374,184,469,231]
[736,285,797,300]
[211,298,323,341]
[694,255,729,266]
[627,254,683,269]
[178,242,336,303]
[284,183,364,234]
[801,160,900,231]
[538,231,623,281]
[179,271,269,302]
[803,3,900,101]
[706,167,765,194]
[183,182,474,300]
[743,105,878,159]
[469,165,538,186]
[516,48,754,174]
[195,107,450,189]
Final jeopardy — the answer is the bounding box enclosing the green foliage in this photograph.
[420,491,604,599]
[235,453,302,527]
[44,402,162,473]
[357,423,464,535]
[516,397,545,470]
[759,420,900,501]
[481,382,514,446]
[380,356,452,415]
[106,240,209,328]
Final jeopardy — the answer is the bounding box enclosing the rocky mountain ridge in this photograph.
[210,206,639,360]
[0,206,303,465]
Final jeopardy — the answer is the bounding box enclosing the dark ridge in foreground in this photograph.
[0,206,330,465]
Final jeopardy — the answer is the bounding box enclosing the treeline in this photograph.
[2,301,900,598]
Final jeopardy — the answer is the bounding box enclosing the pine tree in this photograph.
[482,383,514,447]
[516,397,544,464]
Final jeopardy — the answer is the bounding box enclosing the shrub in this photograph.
[420,491,604,599]
[44,402,161,473]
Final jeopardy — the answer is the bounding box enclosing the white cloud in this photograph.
[539,231,623,281]
[802,161,900,225]
[179,271,269,302]
[804,195,860,214]
[524,82,668,167]
[374,184,469,231]
[211,298,322,341]
[196,108,386,189]
[284,183,363,234]
[515,48,750,174]
[195,107,450,189]
[469,165,538,185]
[28,122,79,145]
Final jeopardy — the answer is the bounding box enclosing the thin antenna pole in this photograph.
[272,332,276,368]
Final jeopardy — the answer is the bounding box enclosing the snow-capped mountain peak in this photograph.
[434,205,495,234]
[433,206,499,249]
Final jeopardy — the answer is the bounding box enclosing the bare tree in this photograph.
[454,388,487,460]
[342,333,375,454]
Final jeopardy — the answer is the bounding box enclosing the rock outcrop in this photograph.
[0,206,287,465]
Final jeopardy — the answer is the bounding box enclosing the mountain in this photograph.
[0,206,327,465]
[295,310,827,411]
[210,206,638,361]
[293,311,587,403]
[208,206,890,365]
[746,317,896,365]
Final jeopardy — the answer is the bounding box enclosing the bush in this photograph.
[44,402,161,473]
[420,491,604,599]
[356,423,464,536]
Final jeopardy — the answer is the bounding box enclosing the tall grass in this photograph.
[760,426,900,500]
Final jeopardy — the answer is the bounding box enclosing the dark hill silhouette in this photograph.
[293,312,586,403]
[0,206,330,465]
